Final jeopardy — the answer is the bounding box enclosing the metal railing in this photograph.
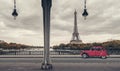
[0,49,120,55]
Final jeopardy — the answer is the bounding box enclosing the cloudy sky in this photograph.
[0,0,120,46]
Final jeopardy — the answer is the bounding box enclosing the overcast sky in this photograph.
[0,0,120,46]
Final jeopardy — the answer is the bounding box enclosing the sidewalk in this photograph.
[0,55,120,58]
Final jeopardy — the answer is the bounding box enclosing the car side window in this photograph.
[91,48,95,51]
[102,48,105,50]
[96,48,102,51]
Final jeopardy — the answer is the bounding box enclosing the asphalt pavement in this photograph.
[0,62,120,71]
[0,55,120,58]
[0,55,120,71]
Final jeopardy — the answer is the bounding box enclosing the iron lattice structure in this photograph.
[70,10,82,44]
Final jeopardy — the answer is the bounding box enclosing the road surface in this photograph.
[0,57,120,71]
[0,57,120,63]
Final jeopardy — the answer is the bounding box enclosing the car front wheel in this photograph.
[82,54,88,58]
[101,56,107,59]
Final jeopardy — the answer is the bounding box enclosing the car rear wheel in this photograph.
[101,56,107,59]
[82,54,88,58]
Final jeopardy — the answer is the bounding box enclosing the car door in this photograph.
[89,48,96,57]
[95,48,102,56]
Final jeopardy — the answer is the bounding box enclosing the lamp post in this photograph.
[12,0,18,20]
[41,0,52,70]
[82,0,88,20]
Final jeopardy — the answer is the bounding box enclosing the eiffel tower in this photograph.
[70,10,82,44]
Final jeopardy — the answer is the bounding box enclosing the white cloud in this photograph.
[0,0,120,46]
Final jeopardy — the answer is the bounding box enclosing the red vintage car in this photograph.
[80,46,108,59]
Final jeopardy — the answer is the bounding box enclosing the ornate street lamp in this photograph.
[82,0,88,20]
[12,0,18,20]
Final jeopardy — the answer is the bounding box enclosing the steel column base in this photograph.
[41,63,53,70]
